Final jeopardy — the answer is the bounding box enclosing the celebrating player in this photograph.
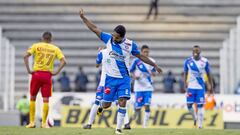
[79,9,162,134]
[127,45,156,128]
[23,31,66,128]
[184,45,213,129]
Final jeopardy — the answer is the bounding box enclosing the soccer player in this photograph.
[83,47,107,129]
[79,9,162,134]
[127,45,156,128]
[83,48,131,129]
[23,31,66,128]
[184,45,213,129]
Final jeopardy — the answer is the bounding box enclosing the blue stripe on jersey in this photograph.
[135,58,152,84]
[190,60,205,89]
[111,43,129,77]
[96,51,103,64]
[130,59,138,73]
[205,61,210,74]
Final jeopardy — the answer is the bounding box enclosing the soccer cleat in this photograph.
[26,123,36,128]
[193,120,197,128]
[115,129,124,134]
[41,123,50,128]
[123,123,131,130]
[83,124,92,129]
[97,107,103,116]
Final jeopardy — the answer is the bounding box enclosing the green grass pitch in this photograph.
[0,127,240,135]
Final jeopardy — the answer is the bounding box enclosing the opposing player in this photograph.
[79,9,162,134]
[184,45,213,129]
[23,32,66,128]
[127,45,156,128]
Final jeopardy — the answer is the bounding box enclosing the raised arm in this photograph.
[79,9,102,38]
[134,54,162,73]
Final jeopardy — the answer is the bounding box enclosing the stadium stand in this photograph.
[0,0,239,93]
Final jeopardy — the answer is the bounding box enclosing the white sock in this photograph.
[143,111,150,128]
[88,104,98,125]
[189,108,197,121]
[197,107,204,128]
[124,109,129,125]
[116,107,126,130]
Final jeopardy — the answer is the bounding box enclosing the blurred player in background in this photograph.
[79,9,162,134]
[127,45,156,128]
[83,47,107,129]
[184,45,213,129]
[23,31,66,128]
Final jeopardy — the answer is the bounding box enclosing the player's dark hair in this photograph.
[193,45,200,48]
[141,45,149,51]
[114,25,126,38]
[42,31,52,41]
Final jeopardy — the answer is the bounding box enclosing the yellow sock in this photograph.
[29,101,35,124]
[42,103,49,125]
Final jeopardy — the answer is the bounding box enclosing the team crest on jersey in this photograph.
[122,45,130,53]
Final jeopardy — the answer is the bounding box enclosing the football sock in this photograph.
[88,103,99,125]
[42,103,49,125]
[143,110,150,128]
[29,100,36,124]
[187,104,197,121]
[124,108,129,125]
[197,105,204,128]
[116,107,126,130]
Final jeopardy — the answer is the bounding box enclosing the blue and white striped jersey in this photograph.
[130,57,156,92]
[184,56,211,90]
[100,32,140,78]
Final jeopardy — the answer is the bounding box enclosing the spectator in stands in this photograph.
[235,82,240,94]
[57,71,71,92]
[146,0,159,20]
[163,70,176,93]
[16,95,30,126]
[75,66,89,92]
[178,72,185,93]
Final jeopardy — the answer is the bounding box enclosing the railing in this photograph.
[0,26,15,111]
[220,17,240,94]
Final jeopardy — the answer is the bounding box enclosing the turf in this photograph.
[0,127,239,135]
